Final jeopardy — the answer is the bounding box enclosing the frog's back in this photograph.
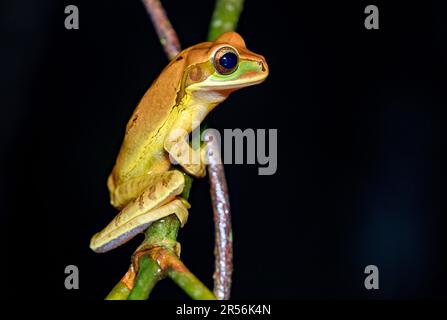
[109,54,188,189]
[107,41,216,192]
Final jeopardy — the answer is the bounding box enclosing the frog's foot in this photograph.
[164,127,207,178]
[90,171,190,253]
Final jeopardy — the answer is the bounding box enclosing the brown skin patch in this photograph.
[148,185,157,200]
[188,66,203,82]
[126,115,139,133]
[138,193,145,210]
[161,176,169,188]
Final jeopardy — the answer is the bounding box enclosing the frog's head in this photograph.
[181,32,268,101]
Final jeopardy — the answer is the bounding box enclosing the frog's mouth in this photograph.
[190,74,267,92]
[210,76,267,90]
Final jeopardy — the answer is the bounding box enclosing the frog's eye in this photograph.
[213,47,239,75]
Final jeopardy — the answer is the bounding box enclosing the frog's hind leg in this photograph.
[90,170,189,253]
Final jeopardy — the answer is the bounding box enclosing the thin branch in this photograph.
[141,0,181,59]
[204,131,233,300]
[206,0,244,300]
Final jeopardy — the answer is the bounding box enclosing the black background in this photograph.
[1,0,444,300]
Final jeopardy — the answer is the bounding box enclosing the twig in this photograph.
[205,131,233,300]
[157,248,215,300]
[141,0,181,59]
[206,0,244,300]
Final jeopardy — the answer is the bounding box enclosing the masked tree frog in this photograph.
[90,32,268,253]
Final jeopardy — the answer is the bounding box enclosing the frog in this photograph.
[90,32,268,253]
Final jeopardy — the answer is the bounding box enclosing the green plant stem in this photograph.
[208,0,244,41]
[127,256,162,300]
[127,213,181,300]
[166,253,216,300]
[126,211,215,300]
[105,280,131,300]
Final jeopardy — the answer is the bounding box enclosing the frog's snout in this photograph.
[257,56,269,75]
[259,61,267,72]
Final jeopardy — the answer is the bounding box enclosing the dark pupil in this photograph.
[219,52,237,71]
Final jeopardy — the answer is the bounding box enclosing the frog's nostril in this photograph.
[258,61,267,72]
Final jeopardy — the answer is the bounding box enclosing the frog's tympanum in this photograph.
[90,32,268,253]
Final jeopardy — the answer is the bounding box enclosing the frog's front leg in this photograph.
[164,104,211,178]
[90,170,189,253]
